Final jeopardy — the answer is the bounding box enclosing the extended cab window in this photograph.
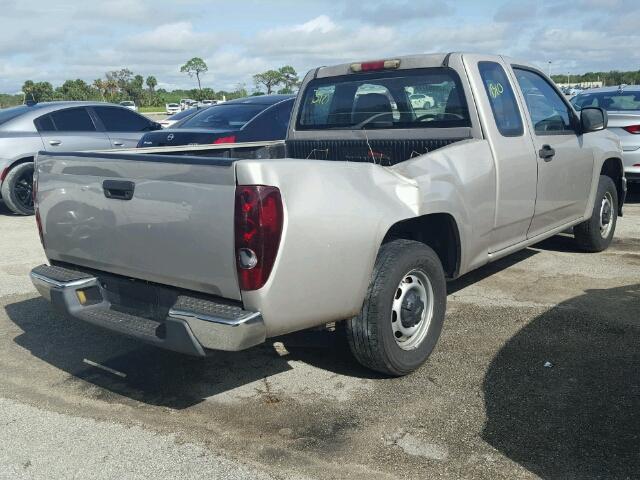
[513,68,574,135]
[478,62,523,137]
[297,68,470,130]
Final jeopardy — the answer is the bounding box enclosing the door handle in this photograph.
[539,144,556,161]
[49,140,61,146]
[113,141,124,146]
[103,180,135,200]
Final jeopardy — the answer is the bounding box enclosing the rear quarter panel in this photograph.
[236,138,495,337]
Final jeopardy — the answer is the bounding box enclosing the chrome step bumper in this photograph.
[30,264,266,356]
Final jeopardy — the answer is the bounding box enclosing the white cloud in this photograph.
[248,15,398,62]
[0,0,637,93]
[125,22,220,54]
[342,0,454,24]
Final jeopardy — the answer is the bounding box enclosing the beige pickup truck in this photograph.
[30,53,625,376]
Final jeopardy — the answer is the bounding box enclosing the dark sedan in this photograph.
[137,95,294,147]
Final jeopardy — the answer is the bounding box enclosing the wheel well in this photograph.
[1,156,34,182]
[600,157,624,212]
[382,213,461,278]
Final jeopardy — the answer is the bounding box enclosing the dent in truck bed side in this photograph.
[235,138,494,338]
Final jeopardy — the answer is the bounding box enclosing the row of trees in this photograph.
[4,57,301,108]
[550,70,640,87]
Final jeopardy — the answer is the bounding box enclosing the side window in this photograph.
[34,115,56,132]
[513,68,574,135]
[244,100,293,140]
[49,108,96,132]
[478,62,523,137]
[93,106,152,132]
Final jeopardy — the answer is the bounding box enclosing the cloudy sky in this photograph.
[0,0,637,93]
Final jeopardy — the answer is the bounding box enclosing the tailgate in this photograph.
[35,151,241,300]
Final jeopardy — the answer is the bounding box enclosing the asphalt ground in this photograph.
[0,186,638,479]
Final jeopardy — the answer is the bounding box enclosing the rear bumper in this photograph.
[30,264,266,356]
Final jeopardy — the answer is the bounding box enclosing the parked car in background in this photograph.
[158,106,207,128]
[180,99,196,111]
[409,93,435,109]
[572,85,640,182]
[138,95,294,147]
[165,103,181,115]
[0,101,162,215]
[119,101,138,112]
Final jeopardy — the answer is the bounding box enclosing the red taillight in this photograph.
[0,167,8,182]
[213,135,236,144]
[351,59,400,73]
[623,125,640,134]
[234,185,283,291]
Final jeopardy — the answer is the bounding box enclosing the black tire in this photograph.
[346,239,447,376]
[574,175,618,252]
[1,162,35,216]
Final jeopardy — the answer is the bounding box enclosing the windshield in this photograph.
[121,101,134,106]
[297,68,470,130]
[179,104,267,129]
[0,105,30,126]
[571,91,640,112]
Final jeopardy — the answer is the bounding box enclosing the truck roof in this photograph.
[314,53,536,79]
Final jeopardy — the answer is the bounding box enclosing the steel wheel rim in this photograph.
[13,167,34,210]
[391,269,434,351]
[599,191,613,239]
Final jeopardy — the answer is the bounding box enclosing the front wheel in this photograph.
[1,162,35,216]
[574,175,618,252]
[346,240,447,376]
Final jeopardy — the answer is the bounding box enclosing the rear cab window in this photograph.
[180,104,268,129]
[572,91,640,112]
[296,68,471,130]
[478,62,523,137]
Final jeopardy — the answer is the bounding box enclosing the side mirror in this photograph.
[581,107,608,133]
[149,122,163,131]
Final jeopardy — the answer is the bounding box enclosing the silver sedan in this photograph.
[0,101,162,215]
[571,85,640,183]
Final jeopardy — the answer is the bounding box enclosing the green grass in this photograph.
[138,106,165,113]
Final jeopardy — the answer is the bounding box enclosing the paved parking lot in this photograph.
[0,187,638,479]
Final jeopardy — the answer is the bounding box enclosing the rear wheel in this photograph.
[574,175,618,252]
[1,162,34,216]
[346,240,446,376]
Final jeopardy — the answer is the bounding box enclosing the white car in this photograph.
[409,93,435,109]
[165,103,180,115]
[119,101,137,112]
[572,85,640,182]
[158,107,206,128]
[180,99,196,111]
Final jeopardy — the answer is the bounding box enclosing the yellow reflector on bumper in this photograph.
[76,290,87,305]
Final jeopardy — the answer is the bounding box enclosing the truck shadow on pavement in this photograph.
[482,283,640,479]
[5,297,375,410]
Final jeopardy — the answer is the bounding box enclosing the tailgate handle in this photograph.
[103,180,135,200]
